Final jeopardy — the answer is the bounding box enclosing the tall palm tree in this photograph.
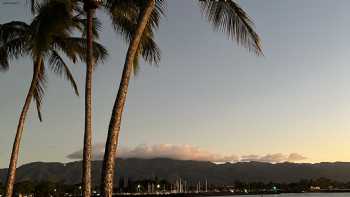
[100,1,163,196]
[81,1,100,196]
[0,1,107,196]
[20,1,105,197]
[100,0,262,196]
[25,1,160,196]
[80,0,161,196]
[29,1,161,196]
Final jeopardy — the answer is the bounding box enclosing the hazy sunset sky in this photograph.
[1,0,350,168]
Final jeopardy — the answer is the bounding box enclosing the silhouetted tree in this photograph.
[14,181,35,195]
[101,0,262,196]
[0,1,107,196]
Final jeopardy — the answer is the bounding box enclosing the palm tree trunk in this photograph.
[100,1,156,196]
[82,2,97,197]
[5,58,43,197]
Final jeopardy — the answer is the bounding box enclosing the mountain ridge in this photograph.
[1,158,350,185]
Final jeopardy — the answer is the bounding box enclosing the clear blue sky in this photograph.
[1,0,350,168]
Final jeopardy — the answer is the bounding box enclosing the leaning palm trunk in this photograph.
[100,1,156,196]
[5,57,42,197]
[82,2,97,197]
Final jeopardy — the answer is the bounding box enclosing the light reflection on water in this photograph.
[211,194,350,197]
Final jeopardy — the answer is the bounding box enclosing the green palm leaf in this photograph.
[78,17,102,39]
[32,57,47,122]
[0,0,108,120]
[48,50,79,96]
[198,0,262,55]
[0,46,9,71]
[106,0,164,66]
[0,21,29,42]
[0,37,28,71]
[53,36,108,65]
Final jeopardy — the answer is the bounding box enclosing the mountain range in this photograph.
[1,158,350,186]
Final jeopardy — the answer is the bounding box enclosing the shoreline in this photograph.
[109,191,350,197]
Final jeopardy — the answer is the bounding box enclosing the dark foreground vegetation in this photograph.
[2,177,350,197]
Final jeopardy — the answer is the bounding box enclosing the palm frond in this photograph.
[198,0,262,55]
[53,37,108,65]
[106,0,162,67]
[48,50,79,96]
[131,34,161,75]
[130,0,165,30]
[107,0,165,39]
[51,36,79,63]
[139,32,161,65]
[31,0,75,55]
[77,17,102,39]
[92,41,108,65]
[32,57,47,122]
[0,21,29,42]
[0,46,9,71]
[0,0,93,121]
[0,37,28,67]
[107,0,140,40]
[0,22,29,71]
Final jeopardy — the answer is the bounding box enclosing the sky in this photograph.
[1,0,350,168]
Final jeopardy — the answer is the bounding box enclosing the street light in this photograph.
[137,184,141,192]
[78,186,82,196]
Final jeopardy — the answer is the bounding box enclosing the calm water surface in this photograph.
[212,194,350,197]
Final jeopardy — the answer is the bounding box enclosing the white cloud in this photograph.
[240,153,307,163]
[287,153,308,162]
[66,143,307,163]
[67,144,239,163]
[240,154,263,162]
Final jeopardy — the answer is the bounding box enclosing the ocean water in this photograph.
[212,194,350,197]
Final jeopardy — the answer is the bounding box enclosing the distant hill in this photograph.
[1,158,350,185]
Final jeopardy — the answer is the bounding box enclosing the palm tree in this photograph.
[0,1,107,196]
[100,0,262,196]
[29,1,161,196]
[100,1,163,196]
[23,1,159,196]
[81,1,100,196]
[30,0,160,197]
[79,0,161,196]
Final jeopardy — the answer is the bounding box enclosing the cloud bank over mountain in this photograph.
[67,144,307,163]
[240,153,307,163]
